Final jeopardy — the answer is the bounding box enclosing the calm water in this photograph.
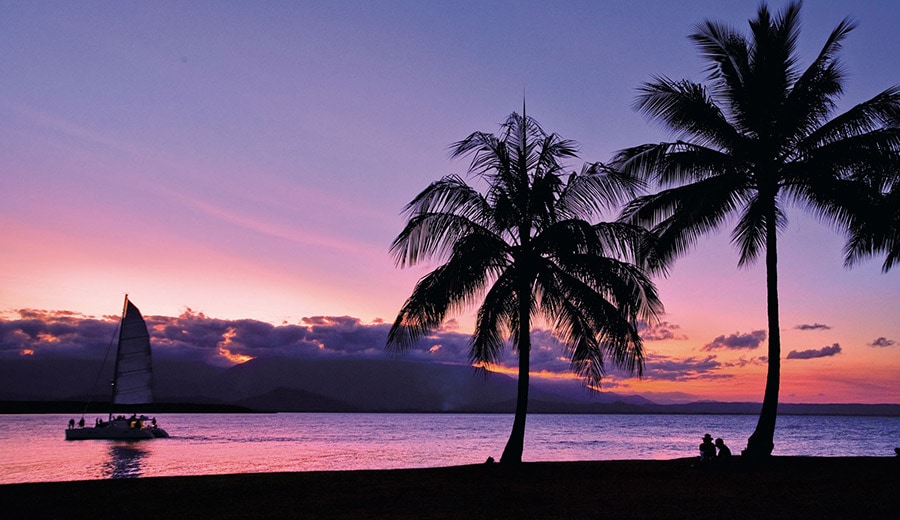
[1,413,898,484]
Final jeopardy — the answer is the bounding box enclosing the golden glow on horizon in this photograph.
[218,347,254,364]
[216,327,254,364]
[476,362,581,381]
[20,349,34,356]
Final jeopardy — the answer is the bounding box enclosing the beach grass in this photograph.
[1,457,897,519]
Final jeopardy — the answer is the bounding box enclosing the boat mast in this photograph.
[108,294,129,421]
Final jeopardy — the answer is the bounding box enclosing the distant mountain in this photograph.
[0,354,648,412]
[200,356,651,412]
[2,354,898,416]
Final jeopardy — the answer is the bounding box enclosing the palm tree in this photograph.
[613,2,900,459]
[387,110,663,465]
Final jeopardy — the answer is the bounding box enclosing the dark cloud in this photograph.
[390,329,473,365]
[613,351,767,383]
[505,329,569,374]
[720,356,767,369]
[702,330,766,351]
[301,315,390,355]
[1,308,659,379]
[794,323,831,331]
[786,343,842,360]
[869,337,896,348]
[638,321,688,341]
[635,353,729,382]
[0,309,116,359]
[0,308,485,368]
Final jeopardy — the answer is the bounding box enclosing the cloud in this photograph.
[638,321,688,341]
[794,323,831,331]
[869,337,896,348]
[786,343,842,360]
[0,308,504,369]
[0,309,116,359]
[0,307,654,379]
[702,330,766,351]
[626,353,731,382]
[720,356,768,369]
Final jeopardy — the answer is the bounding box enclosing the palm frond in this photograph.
[614,141,739,187]
[781,16,856,144]
[841,183,900,272]
[803,87,900,148]
[470,270,517,365]
[620,174,747,266]
[387,232,509,352]
[731,196,786,267]
[391,176,495,267]
[556,162,645,219]
[634,76,737,150]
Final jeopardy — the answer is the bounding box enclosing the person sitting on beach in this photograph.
[715,438,731,460]
[699,434,716,462]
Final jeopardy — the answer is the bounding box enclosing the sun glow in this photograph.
[216,327,254,364]
[475,362,581,381]
[218,347,254,364]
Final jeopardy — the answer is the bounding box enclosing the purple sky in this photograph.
[2,1,898,403]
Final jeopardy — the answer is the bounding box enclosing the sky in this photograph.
[2,0,898,404]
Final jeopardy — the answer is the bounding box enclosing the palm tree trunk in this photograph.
[745,215,781,459]
[500,293,531,465]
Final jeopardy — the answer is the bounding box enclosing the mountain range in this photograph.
[1,355,897,416]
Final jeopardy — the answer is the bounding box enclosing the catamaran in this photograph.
[65,296,169,440]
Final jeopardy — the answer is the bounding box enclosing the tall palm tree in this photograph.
[387,111,663,465]
[613,2,900,459]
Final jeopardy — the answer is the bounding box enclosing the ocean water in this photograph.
[1,413,898,484]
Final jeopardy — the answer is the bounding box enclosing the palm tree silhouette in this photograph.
[614,2,900,458]
[387,110,663,465]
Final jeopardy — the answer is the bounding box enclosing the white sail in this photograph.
[112,299,154,405]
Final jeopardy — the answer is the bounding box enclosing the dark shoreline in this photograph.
[2,457,897,519]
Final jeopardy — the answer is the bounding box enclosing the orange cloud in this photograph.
[218,347,254,364]
[216,327,254,364]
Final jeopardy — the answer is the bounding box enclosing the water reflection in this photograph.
[102,443,148,479]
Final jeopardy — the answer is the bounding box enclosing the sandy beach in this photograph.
[1,456,897,519]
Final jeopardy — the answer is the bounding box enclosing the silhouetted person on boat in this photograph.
[78,417,85,428]
[715,438,731,460]
[699,434,716,462]
[68,418,75,429]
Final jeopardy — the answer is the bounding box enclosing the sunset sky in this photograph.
[2,1,898,404]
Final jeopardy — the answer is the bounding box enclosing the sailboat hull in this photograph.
[65,418,169,440]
